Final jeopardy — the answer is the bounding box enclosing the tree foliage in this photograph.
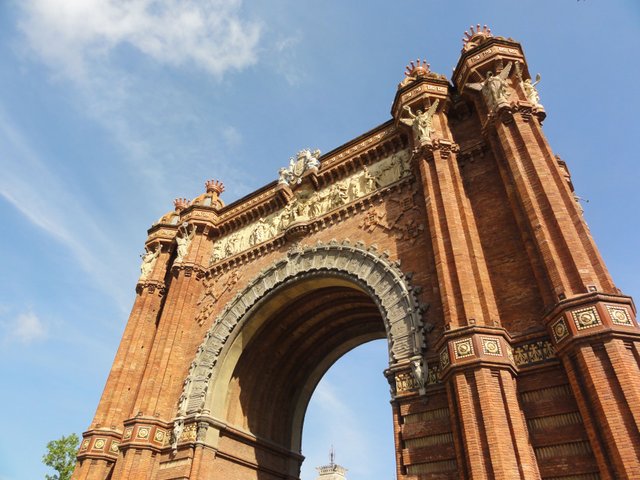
[42,433,79,480]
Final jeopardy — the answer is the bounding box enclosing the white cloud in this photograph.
[3,311,47,344]
[18,0,261,80]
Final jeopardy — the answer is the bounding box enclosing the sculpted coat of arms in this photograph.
[278,148,321,186]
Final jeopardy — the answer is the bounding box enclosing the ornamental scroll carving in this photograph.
[209,149,412,265]
[173,240,429,449]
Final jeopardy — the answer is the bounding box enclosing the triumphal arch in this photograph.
[73,27,640,480]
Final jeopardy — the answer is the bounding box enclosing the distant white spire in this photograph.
[315,446,347,480]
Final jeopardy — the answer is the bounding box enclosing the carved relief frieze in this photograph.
[208,149,412,266]
[195,270,242,326]
[358,184,424,244]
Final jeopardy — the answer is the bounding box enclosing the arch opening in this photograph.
[300,339,395,480]
[174,242,428,479]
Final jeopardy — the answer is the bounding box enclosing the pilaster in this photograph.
[438,327,540,479]
[545,293,640,479]
[73,235,173,479]
[453,35,615,305]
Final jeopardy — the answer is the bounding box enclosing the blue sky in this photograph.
[0,1,638,479]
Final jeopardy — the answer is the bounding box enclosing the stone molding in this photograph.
[171,240,429,449]
[544,292,638,355]
[77,428,122,462]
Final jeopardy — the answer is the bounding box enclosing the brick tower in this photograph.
[72,26,640,480]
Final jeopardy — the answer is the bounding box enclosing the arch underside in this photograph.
[173,241,428,457]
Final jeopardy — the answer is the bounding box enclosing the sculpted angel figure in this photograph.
[362,166,380,193]
[515,61,543,107]
[139,246,161,279]
[399,99,439,144]
[278,167,293,185]
[523,73,542,106]
[467,62,513,111]
[175,224,195,263]
[306,149,321,169]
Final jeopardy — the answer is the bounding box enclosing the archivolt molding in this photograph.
[171,240,428,450]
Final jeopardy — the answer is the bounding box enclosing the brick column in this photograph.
[547,294,640,479]
[72,238,173,480]
[440,330,540,479]
[488,107,615,302]
[416,139,499,328]
[111,222,213,479]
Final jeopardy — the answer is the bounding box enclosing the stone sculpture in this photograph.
[139,246,161,280]
[399,99,439,143]
[175,224,195,263]
[467,61,513,111]
[277,148,322,186]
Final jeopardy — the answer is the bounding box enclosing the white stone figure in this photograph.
[278,167,292,185]
[139,246,161,280]
[411,358,426,394]
[523,74,542,106]
[210,242,224,264]
[330,182,349,208]
[279,203,293,231]
[225,234,239,256]
[175,224,195,263]
[399,99,439,144]
[171,420,184,452]
[277,148,322,186]
[249,218,269,246]
[348,177,360,199]
[467,62,513,111]
[515,62,543,108]
[307,149,321,169]
[362,166,380,193]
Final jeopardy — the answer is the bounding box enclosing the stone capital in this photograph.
[544,292,638,356]
[435,326,517,380]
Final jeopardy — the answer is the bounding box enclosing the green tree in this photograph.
[42,433,79,480]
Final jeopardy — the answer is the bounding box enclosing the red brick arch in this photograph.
[171,240,429,449]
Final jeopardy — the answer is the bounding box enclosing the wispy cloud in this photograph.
[2,310,47,344]
[0,109,132,311]
[14,0,261,203]
[18,0,261,80]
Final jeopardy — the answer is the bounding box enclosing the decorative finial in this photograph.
[462,24,492,51]
[330,445,335,466]
[173,198,190,211]
[205,179,225,195]
[405,58,430,78]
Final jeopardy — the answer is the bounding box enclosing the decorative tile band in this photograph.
[481,336,502,356]
[571,306,601,331]
[453,338,474,359]
[606,304,633,326]
[77,431,121,460]
[513,340,556,368]
[551,318,569,343]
